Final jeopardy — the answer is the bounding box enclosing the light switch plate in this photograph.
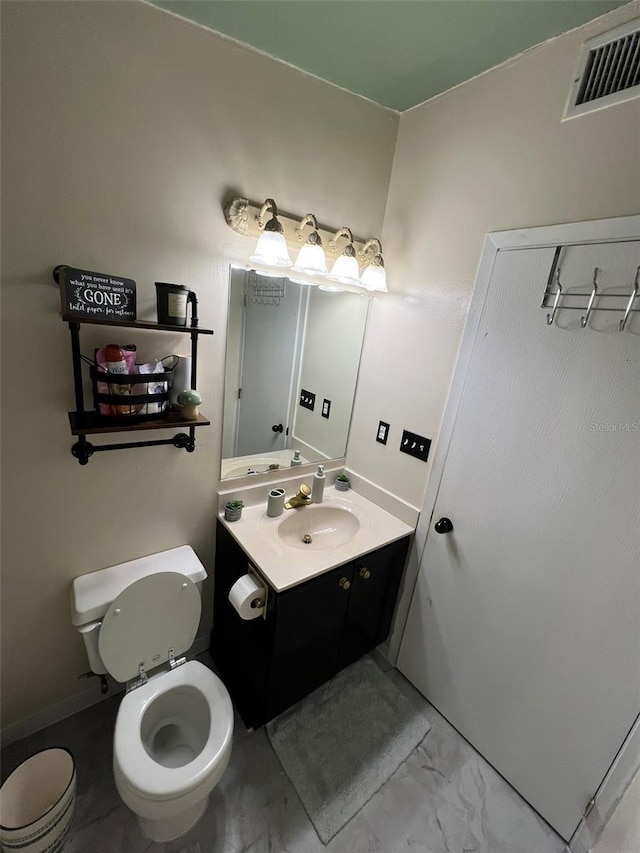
[376,420,390,445]
[299,389,315,411]
[400,429,431,462]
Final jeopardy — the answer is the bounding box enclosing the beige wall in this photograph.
[347,1,640,509]
[0,1,397,729]
[3,0,639,732]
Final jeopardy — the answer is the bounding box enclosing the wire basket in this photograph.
[90,355,177,423]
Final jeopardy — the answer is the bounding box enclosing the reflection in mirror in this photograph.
[221,269,369,480]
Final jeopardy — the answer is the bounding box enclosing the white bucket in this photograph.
[0,748,76,852]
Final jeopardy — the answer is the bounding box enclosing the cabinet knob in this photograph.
[359,568,371,580]
[338,577,351,590]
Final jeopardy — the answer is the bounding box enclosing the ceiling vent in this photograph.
[564,19,640,119]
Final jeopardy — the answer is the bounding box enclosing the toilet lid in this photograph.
[98,572,201,683]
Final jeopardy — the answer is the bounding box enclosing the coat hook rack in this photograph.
[542,247,639,330]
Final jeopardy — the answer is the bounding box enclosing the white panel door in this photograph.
[398,241,640,840]
[236,280,304,456]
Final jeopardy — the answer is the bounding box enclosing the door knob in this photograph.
[271,423,283,433]
[434,517,454,534]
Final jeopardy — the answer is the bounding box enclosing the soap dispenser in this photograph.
[312,464,325,504]
[291,450,302,467]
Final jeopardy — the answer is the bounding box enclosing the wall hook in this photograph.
[581,268,599,328]
[546,268,563,325]
[619,266,639,331]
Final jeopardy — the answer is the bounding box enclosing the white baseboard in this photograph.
[1,633,211,747]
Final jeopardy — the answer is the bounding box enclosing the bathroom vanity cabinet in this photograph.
[211,520,410,728]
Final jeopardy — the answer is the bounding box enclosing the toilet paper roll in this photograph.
[228,574,266,620]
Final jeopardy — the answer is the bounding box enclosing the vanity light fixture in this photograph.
[291,214,328,277]
[249,198,292,268]
[360,238,388,293]
[326,228,362,288]
[224,197,388,294]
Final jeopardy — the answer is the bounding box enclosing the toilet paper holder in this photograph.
[248,563,269,620]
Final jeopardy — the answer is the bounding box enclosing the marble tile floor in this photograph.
[1,654,567,853]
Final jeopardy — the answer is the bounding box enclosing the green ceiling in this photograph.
[152,1,627,111]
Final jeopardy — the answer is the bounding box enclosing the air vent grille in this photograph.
[577,29,640,104]
[564,19,640,119]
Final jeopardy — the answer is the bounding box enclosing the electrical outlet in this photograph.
[299,389,316,411]
[322,398,331,418]
[376,421,390,445]
[400,430,431,462]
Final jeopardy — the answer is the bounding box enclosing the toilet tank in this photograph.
[71,546,207,675]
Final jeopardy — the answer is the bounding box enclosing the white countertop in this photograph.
[218,485,415,592]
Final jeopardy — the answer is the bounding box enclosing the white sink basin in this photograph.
[220,485,415,592]
[221,451,309,479]
[222,458,285,478]
[277,504,361,550]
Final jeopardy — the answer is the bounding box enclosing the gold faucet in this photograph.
[284,483,312,509]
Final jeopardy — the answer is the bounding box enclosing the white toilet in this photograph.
[71,546,233,842]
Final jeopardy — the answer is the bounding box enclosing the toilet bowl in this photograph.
[71,547,234,842]
[114,660,233,842]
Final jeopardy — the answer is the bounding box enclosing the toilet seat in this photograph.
[99,572,201,683]
[114,660,233,803]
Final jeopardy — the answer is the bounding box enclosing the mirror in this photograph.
[221,269,369,479]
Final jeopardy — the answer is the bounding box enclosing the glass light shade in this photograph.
[250,230,292,267]
[361,262,387,292]
[327,253,361,286]
[319,284,345,292]
[291,242,328,276]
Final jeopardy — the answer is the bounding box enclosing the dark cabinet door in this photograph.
[266,564,354,720]
[211,521,274,728]
[212,521,410,729]
[337,538,409,672]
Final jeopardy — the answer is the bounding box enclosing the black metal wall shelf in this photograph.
[61,313,214,334]
[63,315,214,465]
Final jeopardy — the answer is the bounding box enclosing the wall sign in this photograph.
[56,265,136,321]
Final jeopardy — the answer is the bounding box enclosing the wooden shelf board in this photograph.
[68,410,210,436]
[62,314,213,335]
